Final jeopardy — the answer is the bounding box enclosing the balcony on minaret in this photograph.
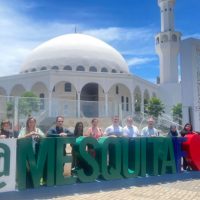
[155,31,181,46]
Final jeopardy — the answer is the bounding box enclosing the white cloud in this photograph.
[127,57,156,67]
[83,27,156,56]
[0,2,80,77]
[83,27,154,42]
[0,2,157,77]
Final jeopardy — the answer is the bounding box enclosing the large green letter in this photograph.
[98,137,122,180]
[146,137,163,176]
[17,138,55,189]
[74,137,100,182]
[56,137,77,185]
[160,137,176,174]
[121,138,140,178]
[140,137,147,176]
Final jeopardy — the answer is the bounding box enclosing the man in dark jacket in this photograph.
[47,116,73,137]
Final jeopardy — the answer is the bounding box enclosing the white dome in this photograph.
[21,33,129,73]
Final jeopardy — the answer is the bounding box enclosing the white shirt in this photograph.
[123,125,139,137]
[141,126,158,137]
[104,125,123,136]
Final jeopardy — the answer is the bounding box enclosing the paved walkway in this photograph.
[1,171,200,200]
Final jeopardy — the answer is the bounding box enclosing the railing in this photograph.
[0,95,185,135]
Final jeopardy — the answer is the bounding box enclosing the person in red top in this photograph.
[84,118,103,157]
[180,123,196,170]
[180,123,195,137]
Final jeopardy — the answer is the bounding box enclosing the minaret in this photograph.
[155,0,181,84]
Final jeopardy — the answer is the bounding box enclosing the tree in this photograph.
[146,97,165,118]
[18,91,40,117]
[172,103,182,125]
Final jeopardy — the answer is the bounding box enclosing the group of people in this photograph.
[0,115,196,140]
[0,115,197,172]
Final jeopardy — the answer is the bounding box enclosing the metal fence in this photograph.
[0,95,184,135]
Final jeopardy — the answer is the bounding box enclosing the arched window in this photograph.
[126,97,129,111]
[172,34,177,42]
[41,66,47,71]
[52,66,59,70]
[65,82,72,92]
[112,69,117,73]
[101,67,108,72]
[76,65,85,71]
[63,65,72,70]
[39,93,45,110]
[121,96,124,110]
[89,66,97,72]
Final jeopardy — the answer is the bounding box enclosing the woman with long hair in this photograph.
[18,116,45,139]
[71,122,84,172]
[74,121,84,138]
[180,123,196,171]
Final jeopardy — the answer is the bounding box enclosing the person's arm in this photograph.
[63,128,74,136]
[135,127,140,137]
[84,127,92,137]
[103,127,109,136]
[36,128,45,138]
[180,130,187,137]
[140,127,146,137]
[47,128,58,137]
[155,128,159,136]
[98,127,104,137]
[0,132,6,139]
[18,128,37,138]
[122,127,129,137]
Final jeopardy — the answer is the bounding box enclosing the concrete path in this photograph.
[1,171,200,200]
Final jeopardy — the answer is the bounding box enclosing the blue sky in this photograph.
[0,0,199,83]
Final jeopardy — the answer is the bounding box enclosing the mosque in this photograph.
[0,0,199,130]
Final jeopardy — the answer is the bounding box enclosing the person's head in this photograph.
[170,124,177,132]
[1,119,11,131]
[112,115,120,126]
[56,116,64,128]
[91,118,98,127]
[147,117,155,128]
[74,122,83,136]
[26,116,36,131]
[126,116,133,127]
[184,123,193,132]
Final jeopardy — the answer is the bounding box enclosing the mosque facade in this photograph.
[0,0,199,130]
[0,33,158,120]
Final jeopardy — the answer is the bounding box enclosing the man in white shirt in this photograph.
[104,115,123,137]
[141,117,158,137]
[123,116,139,137]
